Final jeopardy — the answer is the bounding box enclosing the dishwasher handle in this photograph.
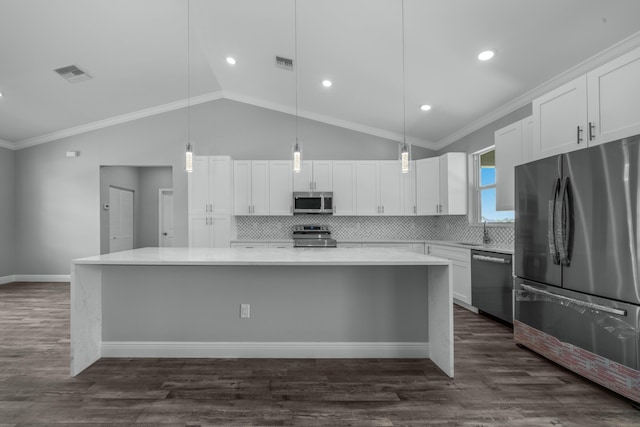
[472,254,511,264]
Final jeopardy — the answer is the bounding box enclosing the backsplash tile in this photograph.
[236,214,514,244]
[236,216,436,240]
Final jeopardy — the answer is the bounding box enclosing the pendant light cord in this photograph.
[402,0,406,147]
[187,0,191,146]
[294,0,298,144]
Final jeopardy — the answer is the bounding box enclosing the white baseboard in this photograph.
[0,275,16,285]
[13,275,71,283]
[454,299,479,314]
[101,341,430,359]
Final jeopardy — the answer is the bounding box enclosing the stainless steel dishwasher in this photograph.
[471,250,513,324]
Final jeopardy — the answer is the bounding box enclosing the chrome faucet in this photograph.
[482,221,491,244]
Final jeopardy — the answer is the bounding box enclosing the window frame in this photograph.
[468,146,514,227]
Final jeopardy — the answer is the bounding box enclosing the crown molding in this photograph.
[0,139,15,150]
[434,30,640,151]
[14,92,224,150]
[222,90,435,149]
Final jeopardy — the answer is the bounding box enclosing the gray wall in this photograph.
[0,147,15,278]
[437,104,533,155]
[15,99,434,275]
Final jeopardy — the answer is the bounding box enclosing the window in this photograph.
[471,147,514,225]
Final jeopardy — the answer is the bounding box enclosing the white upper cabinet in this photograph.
[495,117,534,211]
[416,157,440,215]
[188,156,232,215]
[233,160,269,215]
[402,161,417,216]
[269,160,293,216]
[332,161,357,216]
[378,161,403,216]
[439,153,467,215]
[532,75,588,160]
[416,153,467,215]
[587,46,640,146]
[293,160,333,192]
[354,161,404,216]
[356,161,379,215]
[532,46,640,160]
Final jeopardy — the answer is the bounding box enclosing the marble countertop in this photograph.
[73,247,452,266]
[231,239,514,255]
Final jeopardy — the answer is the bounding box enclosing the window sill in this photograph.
[469,221,514,228]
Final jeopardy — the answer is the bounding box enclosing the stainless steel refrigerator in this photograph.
[514,134,640,403]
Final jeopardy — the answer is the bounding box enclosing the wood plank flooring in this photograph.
[1,282,640,426]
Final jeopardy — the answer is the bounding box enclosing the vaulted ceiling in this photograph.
[2,0,640,150]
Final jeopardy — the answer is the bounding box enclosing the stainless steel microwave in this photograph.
[293,192,333,215]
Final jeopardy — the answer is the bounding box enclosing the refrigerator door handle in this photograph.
[548,178,561,265]
[520,284,627,317]
[558,177,572,266]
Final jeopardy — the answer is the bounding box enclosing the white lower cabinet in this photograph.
[189,215,231,248]
[427,244,472,306]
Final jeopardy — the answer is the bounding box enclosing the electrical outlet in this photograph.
[240,303,250,318]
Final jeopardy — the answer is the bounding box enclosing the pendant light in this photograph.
[399,0,411,174]
[185,0,194,173]
[292,0,302,173]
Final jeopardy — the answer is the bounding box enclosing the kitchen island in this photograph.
[71,247,453,377]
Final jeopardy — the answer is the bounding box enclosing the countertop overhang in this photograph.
[73,247,452,267]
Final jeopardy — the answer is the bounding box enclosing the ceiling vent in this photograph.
[275,56,294,71]
[53,65,92,83]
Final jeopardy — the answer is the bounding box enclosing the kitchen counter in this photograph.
[230,239,514,254]
[71,247,453,378]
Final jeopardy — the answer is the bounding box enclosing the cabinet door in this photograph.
[210,156,232,214]
[440,153,467,215]
[332,161,357,215]
[587,46,640,146]
[251,161,270,215]
[188,156,211,215]
[312,161,333,191]
[233,161,252,215]
[430,245,472,305]
[416,157,439,215]
[520,116,534,165]
[269,160,293,215]
[293,160,313,191]
[532,75,588,160]
[356,161,380,216]
[378,161,403,216]
[402,161,417,215]
[189,215,211,248]
[495,121,522,211]
[211,215,231,248]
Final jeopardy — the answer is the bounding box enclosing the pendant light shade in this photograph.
[399,141,411,174]
[293,140,302,173]
[185,142,194,173]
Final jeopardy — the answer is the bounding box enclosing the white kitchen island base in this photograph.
[71,248,453,377]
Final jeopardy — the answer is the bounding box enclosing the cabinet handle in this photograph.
[439,204,443,213]
[576,125,583,144]
[413,205,416,214]
[589,122,595,141]
[382,205,384,214]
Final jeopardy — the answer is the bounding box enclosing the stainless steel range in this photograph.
[292,225,337,248]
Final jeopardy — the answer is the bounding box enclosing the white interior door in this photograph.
[159,189,174,247]
[109,187,134,253]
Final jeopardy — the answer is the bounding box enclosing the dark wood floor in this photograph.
[1,282,640,426]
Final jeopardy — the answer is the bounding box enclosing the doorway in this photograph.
[159,188,174,247]
[108,186,134,253]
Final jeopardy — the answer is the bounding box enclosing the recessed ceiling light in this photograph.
[478,50,495,61]
[226,57,237,65]
[0,92,3,97]
[420,104,432,111]
[322,80,332,88]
